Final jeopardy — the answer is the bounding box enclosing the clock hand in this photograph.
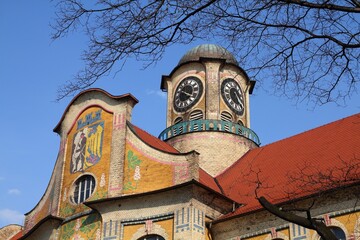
[234,91,241,103]
[181,90,193,97]
[234,92,244,109]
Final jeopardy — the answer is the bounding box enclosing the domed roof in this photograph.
[178,44,238,65]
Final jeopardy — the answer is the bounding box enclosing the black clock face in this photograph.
[174,77,203,112]
[221,78,245,115]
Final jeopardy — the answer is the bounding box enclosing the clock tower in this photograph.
[159,44,260,176]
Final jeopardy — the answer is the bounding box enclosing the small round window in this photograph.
[138,235,165,240]
[319,227,345,240]
[72,175,96,204]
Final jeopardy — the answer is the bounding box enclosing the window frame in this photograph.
[137,234,165,240]
[72,174,96,204]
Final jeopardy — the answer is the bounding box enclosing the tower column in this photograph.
[204,61,222,120]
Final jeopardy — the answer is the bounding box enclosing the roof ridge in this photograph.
[260,112,360,148]
[127,122,180,154]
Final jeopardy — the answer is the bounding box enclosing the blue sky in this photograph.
[0,1,359,228]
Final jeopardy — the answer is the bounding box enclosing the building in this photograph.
[2,44,360,240]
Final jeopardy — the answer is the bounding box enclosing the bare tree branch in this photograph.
[259,197,338,240]
[52,0,360,104]
[254,154,360,239]
[278,0,360,13]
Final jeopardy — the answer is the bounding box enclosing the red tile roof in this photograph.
[199,168,223,194]
[126,114,360,220]
[128,123,179,153]
[214,113,360,220]
[10,231,23,240]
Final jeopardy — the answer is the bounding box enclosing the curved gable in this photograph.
[124,123,199,194]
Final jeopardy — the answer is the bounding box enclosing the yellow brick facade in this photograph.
[123,143,174,194]
[60,106,113,218]
[122,218,173,240]
[59,212,101,240]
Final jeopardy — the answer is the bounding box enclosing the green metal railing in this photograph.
[158,119,260,145]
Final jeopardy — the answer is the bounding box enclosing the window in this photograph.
[174,117,183,125]
[189,110,203,131]
[221,111,233,131]
[221,111,233,122]
[189,110,203,120]
[320,226,346,240]
[173,117,183,135]
[236,120,244,134]
[138,235,165,240]
[72,175,96,204]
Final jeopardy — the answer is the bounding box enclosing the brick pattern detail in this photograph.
[192,207,205,234]
[113,113,126,130]
[174,165,191,183]
[168,131,257,177]
[175,207,190,233]
[145,220,153,234]
[103,220,120,240]
[108,111,127,196]
[270,227,277,238]
[291,224,308,240]
[205,61,221,120]
[174,206,206,239]
[323,214,332,226]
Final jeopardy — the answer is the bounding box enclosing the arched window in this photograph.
[189,110,203,131]
[72,175,96,204]
[221,111,233,122]
[189,110,203,120]
[173,117,183,135]
[138,235,165,240]
[221,111,233,131]
[174,117,183,125]
[320,226,346,240]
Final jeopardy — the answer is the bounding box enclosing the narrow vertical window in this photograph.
[221,111,233,131]
[173,117,183,135]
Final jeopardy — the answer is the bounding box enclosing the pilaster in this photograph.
[204,61,222,120]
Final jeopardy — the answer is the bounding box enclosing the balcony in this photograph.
[158,119,260,145]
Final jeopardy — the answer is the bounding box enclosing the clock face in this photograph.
[174,77,203,112]
[221,78,245,115]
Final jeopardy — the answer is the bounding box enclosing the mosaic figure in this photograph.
[71,128,88,173]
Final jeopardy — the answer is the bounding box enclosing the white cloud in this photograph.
[156,91,167,99]
[8,189,21,195]
[146,89,167,99]
[0,209,24,226]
